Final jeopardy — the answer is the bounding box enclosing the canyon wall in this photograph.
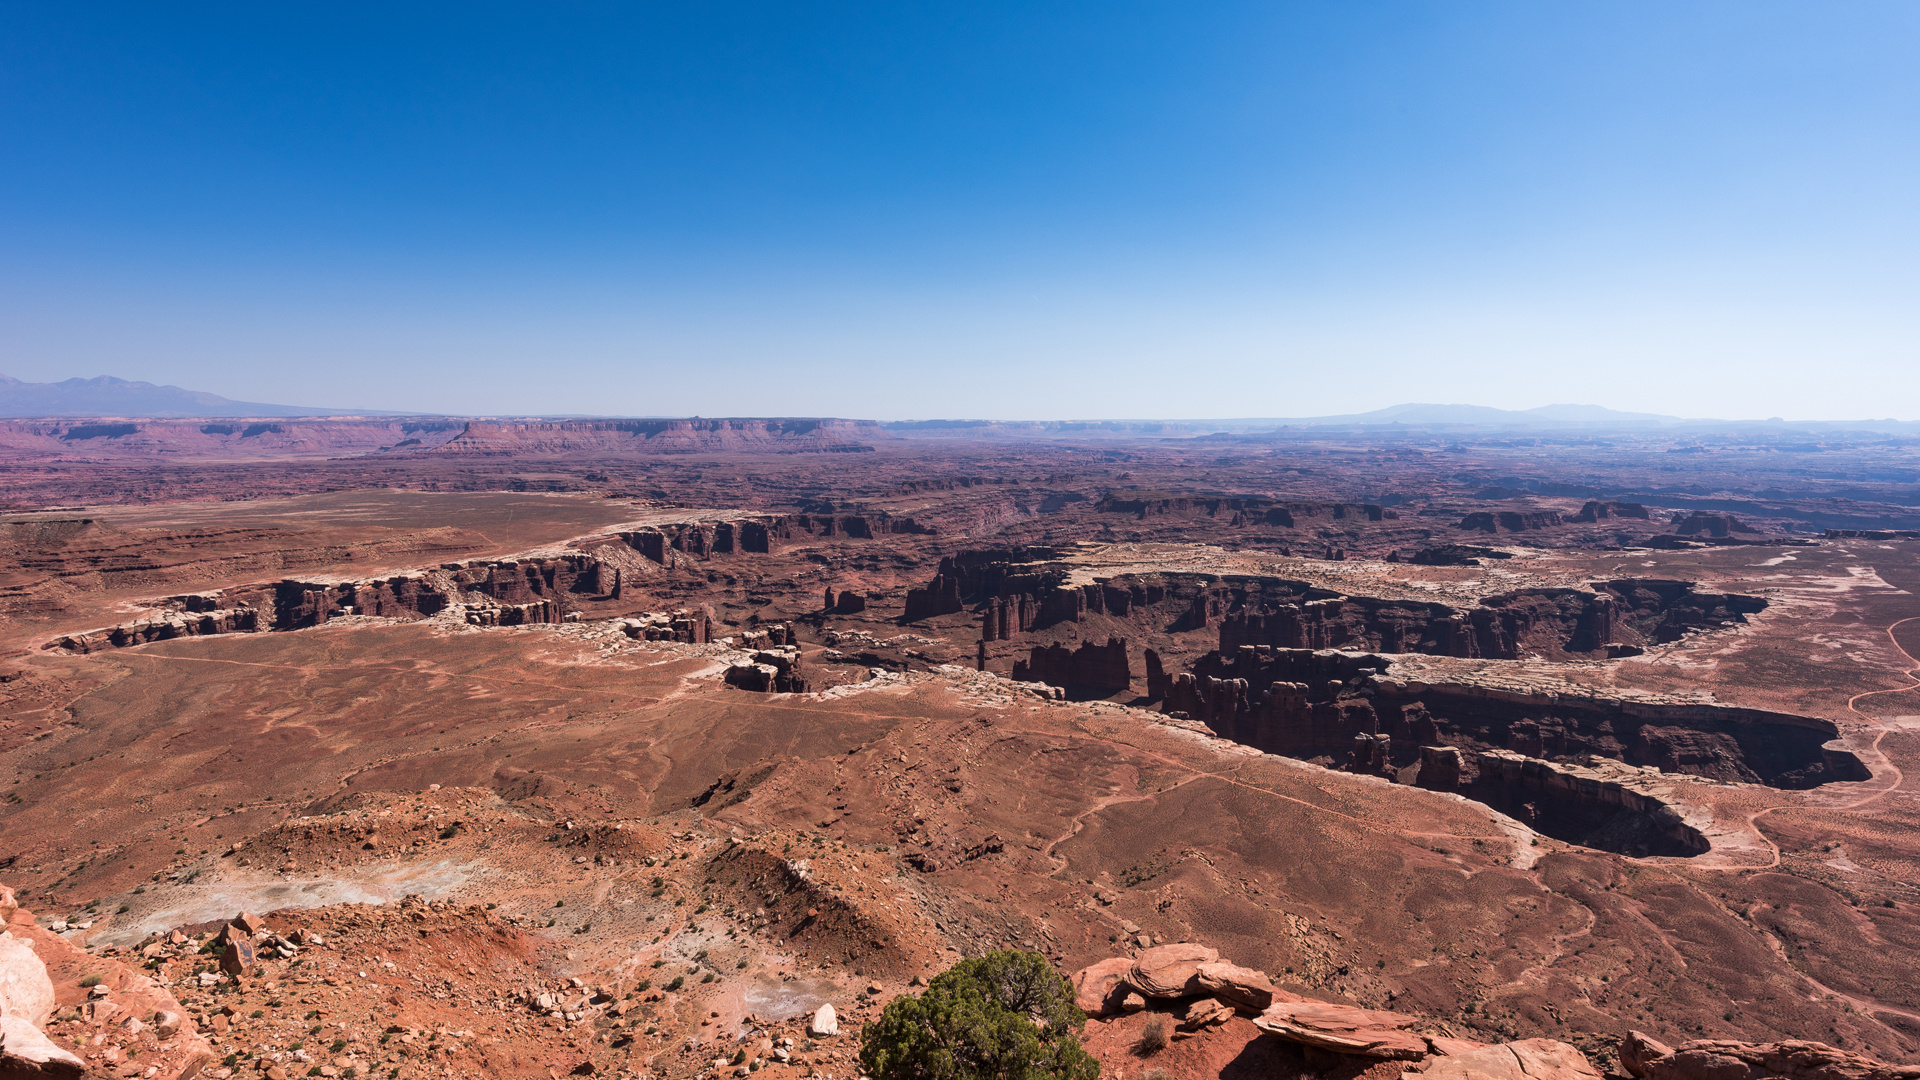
[0,417,893,461]
[0,419,465,459]
[417,418,888,456]
[1010,637,1131,698]
[620,514,931,567]
[47,552,616,652]
[900,548,1767,660]
[1161,645,1866,791]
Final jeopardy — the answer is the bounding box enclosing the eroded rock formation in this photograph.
[1675,511,1759,537]
[1574,500,1651,522]
[1620,1030,1920,1080]
[1459,510,1566,532]
[1012,637,1131,698]
[1071,943,1599,1074]
[902,548,1766,661]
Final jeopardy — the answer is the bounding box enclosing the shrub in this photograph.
[78,974,103,988]
[860,949,1097,1080]
[667,976,685,991]
[1137,1017,1170,1055]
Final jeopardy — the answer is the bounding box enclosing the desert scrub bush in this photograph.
[1137,1017,1170,1055]
[859,949,1096,1080]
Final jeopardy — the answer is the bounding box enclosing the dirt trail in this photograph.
[1703,614,1920,873]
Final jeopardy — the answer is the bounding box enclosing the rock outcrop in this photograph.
[1072,943,1599,1076]
[621,514,930,567]
[1126,943,1220,998]
[1393,544,1515,567]
[1070,957,1135,1017]
[1093,493,1392,528]
[1252,1000,1430,1059]
[417,418,889,456]
[1011,637,1131,698]
[1620,1030,1920,1080]
[726,645,808,693]
[618,610,714,644]
[1411,1038,1605,1079]
[1468,750,1709,857]
[1165,645,1860,791]
[1674,511,1759,537]
[1459,510,1566,533]
[2,885,211,1079]
[902,573,964,622]
[1574,500,1651,522]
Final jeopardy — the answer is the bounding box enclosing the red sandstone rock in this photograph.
[1192,960,1283,1013]
[1620,1031,1920,1080]
[1,1014,85,1078]
[1180,996,1236,1030]
[1126,943,1220,998]
[1621,1031,1677,1077]
[1407,1038,1602,1079]
[1252,999,1429,1059]
[1070,957,1134,1017]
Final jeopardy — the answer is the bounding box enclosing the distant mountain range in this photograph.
[1,374,1911,432]
[0,374,387,418]
[1291,403,1688,426]
[884,404,1919,437]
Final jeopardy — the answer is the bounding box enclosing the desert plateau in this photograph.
[2,416,1919,1080]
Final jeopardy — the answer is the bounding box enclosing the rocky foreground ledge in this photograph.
[1,884,214,1080]
[1072,944,1920,1080]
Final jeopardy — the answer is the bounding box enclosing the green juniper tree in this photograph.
[860,950,1100,1080]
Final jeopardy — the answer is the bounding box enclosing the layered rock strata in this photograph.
[1071,943,1599,1074]
[1011,637,1131,698]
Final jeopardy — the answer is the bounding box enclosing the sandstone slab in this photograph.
[1193,960,1283,1013]
[0,934,54,1027]
[1127,943,1219,998]
[1408,1038,1602,1079]
[1070,958,1134,1017]
[0,1013,85,1079]
[1620,1032,1920,1080]
[1252,999,1429,1060]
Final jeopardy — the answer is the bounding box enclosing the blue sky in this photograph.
[3,2,1917,419]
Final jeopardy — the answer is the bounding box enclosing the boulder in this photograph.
[231,911,262,935]
[1252,1000,1429,1060]
[1407,1039,1602,1079]
[219,934,257,979]
[809,1003,838,1037]
[1618,1035,1920,1080]
[1194,960,1283,1013]
[1425,1036,1492,1058]
[0,934,55,1026]
[3,895,214,1079]
[1620,1031,1676,1078]
[1127,943,1220,998]
[0,1013,85,1078]
[1070,958,1135,1017]
[1180,997,1236,1031]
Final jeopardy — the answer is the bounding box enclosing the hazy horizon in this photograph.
[5,4,1919,420]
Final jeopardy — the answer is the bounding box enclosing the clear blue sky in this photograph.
[3,3,1917,419]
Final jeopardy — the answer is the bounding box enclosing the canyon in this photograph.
[2,418,1919,1080]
